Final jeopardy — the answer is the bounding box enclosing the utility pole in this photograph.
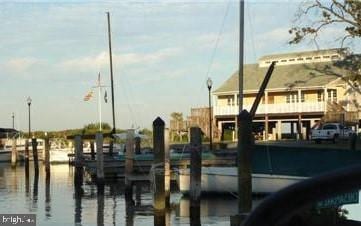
[107,12,116,134]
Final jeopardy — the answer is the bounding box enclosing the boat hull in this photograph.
[177,167,307,194]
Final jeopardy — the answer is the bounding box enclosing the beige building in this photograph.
[213,48,361,141]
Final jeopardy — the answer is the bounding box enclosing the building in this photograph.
[213,48,361,141]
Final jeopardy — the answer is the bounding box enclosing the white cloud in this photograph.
[2,57,43,74]
[61,47,183,70]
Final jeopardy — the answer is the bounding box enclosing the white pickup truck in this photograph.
[311,123,355,143]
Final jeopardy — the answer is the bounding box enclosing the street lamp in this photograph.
[27,97,32,138]
[207,78,213,150]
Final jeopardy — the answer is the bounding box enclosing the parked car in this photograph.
[311,123,355,143]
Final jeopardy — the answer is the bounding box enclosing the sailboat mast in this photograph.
[98,74,102,132]
[107,12,116,134]
[238,0,244,112]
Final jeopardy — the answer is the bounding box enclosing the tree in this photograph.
[289,0,361,47]
[170,112,185,142]
[289,0,361,98]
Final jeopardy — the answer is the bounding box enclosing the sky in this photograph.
[0,0,356,131]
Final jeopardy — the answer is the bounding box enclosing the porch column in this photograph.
[265,91,269,141]
[234,93,237,107]
[324,88,328,113]
[277,120,282,140]
[234,116,238,142]
[297,89,302,140]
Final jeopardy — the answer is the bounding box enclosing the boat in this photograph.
[177,167,307,194]
[0,149,11,162]
[50,148,72,163]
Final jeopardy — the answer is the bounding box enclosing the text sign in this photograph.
[0,214,36,226]
[317,191,359,209]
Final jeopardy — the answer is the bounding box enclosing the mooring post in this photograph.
[231,110,253,226]
[74,135,84,168]
[153,117,165,212]
[190,127,202,226]
[90,142,95,160]
[32,138,39,175]
[97,183,105,226]
[44,137,50,173]
[125,129,135,192]
[96,133,104,184]
[25,139,30,162]
[350,133,357,151]
[74,166,83,225]
[135,137,141,155]
[109,139,114,156]
[164,128,170,208]
[11,138,17,167]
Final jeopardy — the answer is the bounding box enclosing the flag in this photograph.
[104,90,108,103]
[83,90,94,101]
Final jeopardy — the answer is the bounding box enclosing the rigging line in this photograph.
[196,0,232,106]
[246,2,258,62]
[119,73,137,126]
[122,72,144,128]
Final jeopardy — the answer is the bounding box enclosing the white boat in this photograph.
[177,167,307,194]
[0,149,11,162]
[50,148,71,163]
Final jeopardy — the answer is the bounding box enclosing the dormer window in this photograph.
[289,59,295,62]
[297,58,303,61]
[281,59,287,62]
[306,57,312,60]
[314,56,321,59]
[323,55,330,58]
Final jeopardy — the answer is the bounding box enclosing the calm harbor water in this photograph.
[1,163,361,225]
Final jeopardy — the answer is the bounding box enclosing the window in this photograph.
[286,92,298,103]
[306,57,312,60]
[331,55,339,60]
[297,58,303,61]
[323,124,337,130]
[317,90,323,102]
[281,59,287,62]
[289,58,295,62]
[327,89,337,102]
[314,56,321,59]
[301,93,305,102]
[323,55,330,59]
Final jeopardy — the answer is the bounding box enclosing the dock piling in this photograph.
[25,139,29,162]
[90,142,95,160]
[74,135,83,167]
[44,137,50,173]
[125,129,135,191]
[32,138,39,174]
[96,133,104,184]
[153,117,165,212]
[135,137,141,155]
[231,110,253,226]
[190,127,202,226]
[11,138,17,167]
[164,128,170,208]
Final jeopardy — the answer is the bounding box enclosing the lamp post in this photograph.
[27,97,32,138]
[207,78,213,150]
[12,112,14,129]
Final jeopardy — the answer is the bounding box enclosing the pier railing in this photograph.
[242,164,361,226]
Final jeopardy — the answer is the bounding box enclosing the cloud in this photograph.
[2,57,43,74]
[60,47,183,70]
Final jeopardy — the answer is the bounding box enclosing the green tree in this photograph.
[289,0,361,95]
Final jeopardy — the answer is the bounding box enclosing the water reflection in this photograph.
[45,168,51,218]
[0,163,360,226]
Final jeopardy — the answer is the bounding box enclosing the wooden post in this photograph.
[97,183,105,226]
[44,137,50,173]
[74,135,83,167]
[164,128,170,208]
[190,127,202,203]
[90,142,95,160]
[109,140,114,156]
[25,139,30,162]
[74,166,83,225]
[135,137,141,155]
[350,133,357,151]
[190,127,202,226]
[45,162,51,218]
[125,129,135,188]
[96,133,104,184]
[32,138,39,175]
[153,117,165,211]
[11,138,17,167]
[237,110,253,214]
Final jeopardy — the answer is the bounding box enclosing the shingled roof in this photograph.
[214,62,348,94]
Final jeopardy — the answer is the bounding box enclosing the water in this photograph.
[0,163,239,226]
[1,163,361,226]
